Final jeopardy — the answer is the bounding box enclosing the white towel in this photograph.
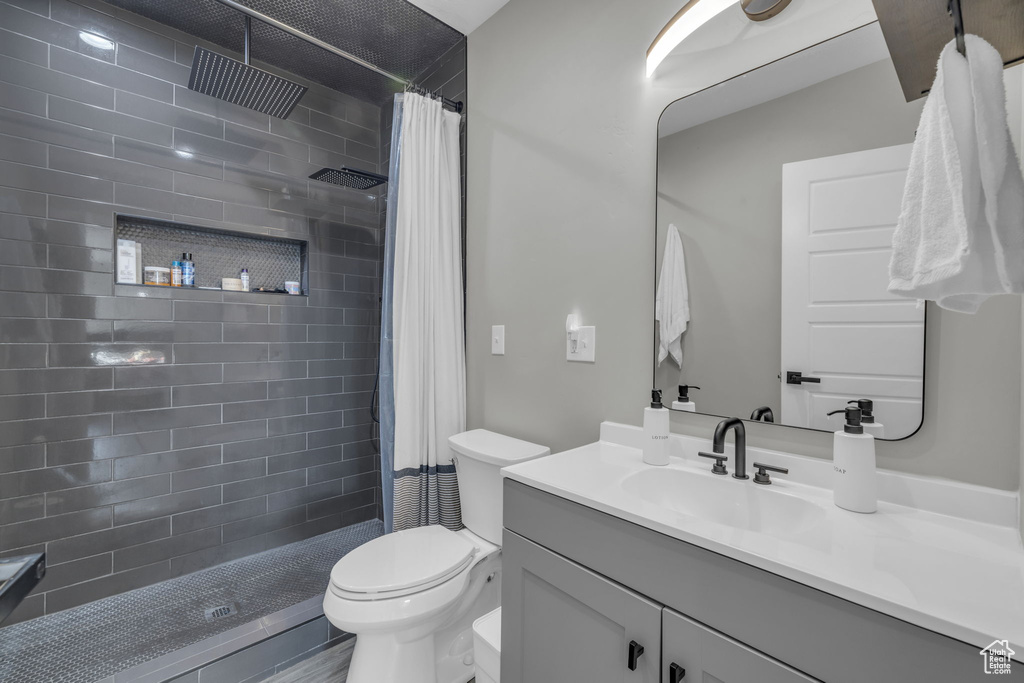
[656,223,690,366]
[888,35,1024,313]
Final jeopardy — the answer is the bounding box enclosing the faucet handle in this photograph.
[752,462,789,485]
[698,452,728,475]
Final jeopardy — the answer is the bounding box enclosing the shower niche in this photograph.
[115,214,309,295]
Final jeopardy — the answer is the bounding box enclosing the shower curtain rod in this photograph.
[209,0,464,113]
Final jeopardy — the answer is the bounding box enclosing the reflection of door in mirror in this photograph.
[781,145,924,438]
[653,23,929,440]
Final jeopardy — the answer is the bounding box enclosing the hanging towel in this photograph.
[888,35,1024,313]
[656,223,690,366]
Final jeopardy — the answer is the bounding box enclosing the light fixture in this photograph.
[79,31,115,51]
[646,0,793,78]
[741,0,793,22]
[646,0,734,78]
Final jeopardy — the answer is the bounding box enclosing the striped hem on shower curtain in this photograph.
[393,464,463,532]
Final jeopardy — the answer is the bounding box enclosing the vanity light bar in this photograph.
[646,0,736,78]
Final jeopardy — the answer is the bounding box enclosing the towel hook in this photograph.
[948,0,966,57]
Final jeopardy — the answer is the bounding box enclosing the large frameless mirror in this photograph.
[654,23,926,440]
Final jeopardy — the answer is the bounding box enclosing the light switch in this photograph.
[491,325,505,355]
[567,326,596,362]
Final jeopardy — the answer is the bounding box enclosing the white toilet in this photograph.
[323,429,549,683]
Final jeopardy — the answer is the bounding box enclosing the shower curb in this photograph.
[100,596,334,683]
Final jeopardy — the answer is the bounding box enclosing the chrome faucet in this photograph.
[698,417,748,480]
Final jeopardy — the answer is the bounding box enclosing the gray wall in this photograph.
[654,60,927,421]
[0,0,385,624]
[466,0,1023,491]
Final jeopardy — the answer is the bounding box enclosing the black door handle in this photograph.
[627,640,645,671]
[786,371,821,385]
[669,662,687,682]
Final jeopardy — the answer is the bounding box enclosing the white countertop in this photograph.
[501,422,1024,653]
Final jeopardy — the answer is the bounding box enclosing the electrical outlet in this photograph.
[567,326,596,362]
[491,325,505,355]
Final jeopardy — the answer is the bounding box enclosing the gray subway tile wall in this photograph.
[0,0,386,624]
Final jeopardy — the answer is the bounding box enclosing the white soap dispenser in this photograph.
[827,406,877,513]
[643,389,671,466]
[671,384,700,412]
[849,399,884,439]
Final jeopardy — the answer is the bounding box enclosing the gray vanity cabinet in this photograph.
[663,608,819,683]
[501,530,662,683]
[503,478,1015,683]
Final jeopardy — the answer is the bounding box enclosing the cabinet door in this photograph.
[663,608,821,683]
[501,530,661,683]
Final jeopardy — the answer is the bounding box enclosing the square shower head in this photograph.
[188,46,307,119]
[309,167,389,190]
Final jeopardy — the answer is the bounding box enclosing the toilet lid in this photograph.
[330,526,477,596]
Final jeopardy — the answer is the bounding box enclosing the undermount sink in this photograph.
[619,467,826,538]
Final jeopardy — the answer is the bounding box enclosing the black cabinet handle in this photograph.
[786,371,821,385]
[627,640,645,671]
[669,662,687,682]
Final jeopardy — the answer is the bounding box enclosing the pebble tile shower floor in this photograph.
[0,519,383,683]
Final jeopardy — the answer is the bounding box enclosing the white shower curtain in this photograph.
[391,92,465,531]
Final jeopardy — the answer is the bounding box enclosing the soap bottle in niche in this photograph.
[240,268,250,292]
[181,253,195,287]
[643,389,671,466]
[827,406,876,513]
[671,385,700,412]
[848,399,884,439]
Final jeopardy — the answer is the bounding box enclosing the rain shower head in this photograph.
[188,47,307,119]
[187,14,306,120]
[310,167,389,190]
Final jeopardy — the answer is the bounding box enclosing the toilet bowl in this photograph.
[323,429,549,683]
[324,526,500,683]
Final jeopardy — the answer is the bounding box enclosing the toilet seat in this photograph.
[330,526,477,601]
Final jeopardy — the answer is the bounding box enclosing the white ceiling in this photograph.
[405,0,510,34]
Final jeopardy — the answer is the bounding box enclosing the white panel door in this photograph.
[781,144,924,438]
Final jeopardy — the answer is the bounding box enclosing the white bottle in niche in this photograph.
[643,389,671,466]
[116,239,137,284]
[828,406,877,513]
[670,384,700,412]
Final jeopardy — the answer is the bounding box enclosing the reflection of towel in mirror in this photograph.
[888,35,1024,313]
[656,223,690,366]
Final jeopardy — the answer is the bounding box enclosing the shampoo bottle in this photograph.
[643,389,670,466]
[827,406,877,513]
[181,253,195,287]
[671,385,700,412]
[849,399,884,439]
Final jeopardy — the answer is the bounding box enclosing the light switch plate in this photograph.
[567,326,595,362]
[491,325,505,355]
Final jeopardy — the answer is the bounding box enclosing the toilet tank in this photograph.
[449,430,550,545]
